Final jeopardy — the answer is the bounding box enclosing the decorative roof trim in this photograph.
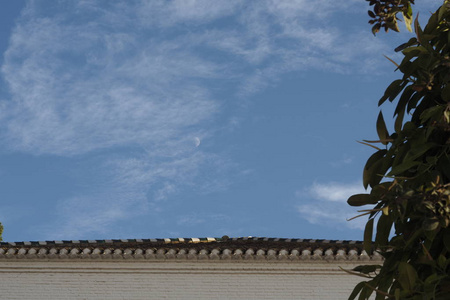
[0,237,363,247]
[0,237,383,261]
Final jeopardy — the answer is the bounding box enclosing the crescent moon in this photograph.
[194,137,201,147]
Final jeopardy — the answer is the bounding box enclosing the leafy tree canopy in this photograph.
[348,1,450,299]
[367,0,415,34]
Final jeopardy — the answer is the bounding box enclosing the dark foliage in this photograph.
[348,1,450,299]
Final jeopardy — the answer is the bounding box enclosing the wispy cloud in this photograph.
[1,0,391,155]
[0,0,392,238]
[307,182,364,202]
[137,0,242,27]
[41,148,234,239]
[2,14,218,155]
[296,181,370,230]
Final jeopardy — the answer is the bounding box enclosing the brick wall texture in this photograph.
[0,260,376,299]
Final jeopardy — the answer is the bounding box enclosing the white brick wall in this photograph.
[0,260,377,299]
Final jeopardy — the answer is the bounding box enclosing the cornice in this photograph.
[0,237,383,261]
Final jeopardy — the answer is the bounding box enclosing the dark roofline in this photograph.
[1,236,363,250]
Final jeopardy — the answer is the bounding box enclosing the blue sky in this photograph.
[0,0,439,242]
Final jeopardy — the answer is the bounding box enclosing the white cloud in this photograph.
[307,181,366,202]
[50,195,131,239]
[138,0,242,27]
[1,1,391,156]
[2,12,218,155]
[298,204,367,230]
[297,181,370,230]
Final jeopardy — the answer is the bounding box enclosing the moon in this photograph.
[194,137,201,147]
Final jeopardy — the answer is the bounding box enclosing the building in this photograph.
[0,237,381,299]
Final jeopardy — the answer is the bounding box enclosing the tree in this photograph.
[366,0,415,35]
[347,1,450,299]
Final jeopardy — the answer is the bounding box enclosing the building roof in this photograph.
[0,237,382,261]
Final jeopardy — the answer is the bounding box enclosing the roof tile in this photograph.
[0,237,382,261]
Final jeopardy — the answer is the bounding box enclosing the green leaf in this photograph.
[359,284,373,300]
[406,93,423,114]
[395,38,418,52]
[353,265,378,274]
[438,3,449,21]
[420,106,444,124]
[348,282,366,300]
[363,150,387,189]
[395,107,405,133]
[403,143,435,162]
[363,218,374,254]
[392,143,409,170]
[424,8,439,34]
[414,12,423,44]
[398,262,418,292]
[375,276,393,300]
[376,111,389,145]
[444,110,450,124]
[379,80,405,106]
[402,3,413,32]
[348,194,377,207]
[425,273,440,285]
[387,18,400,33]
[394,86,414,116]
[372,23,381,36]
[423,218,439,231]
[375,213,393,248]
[364,159,385,189]
[369,182,391,200]
[401,45,428,55]
[388,161,420,176]
[437,255,446,269]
